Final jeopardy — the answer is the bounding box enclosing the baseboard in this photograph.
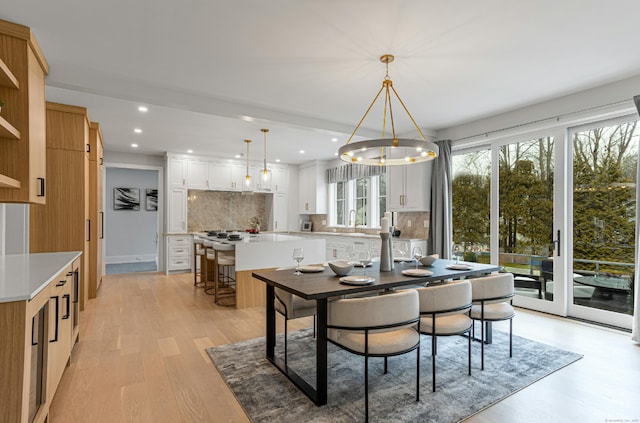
[105,254,158,264]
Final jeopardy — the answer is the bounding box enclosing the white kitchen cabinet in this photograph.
[387,161,432,212]
[273,192,288,232]
[230,164,247,191]
[298,160,327,214]
[207,162,231,190]
[168,156,187,189]
[167,188,187,233]
[272,166,288,194]
[166,234,192,273]
[187,160,209,190]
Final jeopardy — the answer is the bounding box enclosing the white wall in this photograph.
[0,204,29,254]
[105,167,159,263]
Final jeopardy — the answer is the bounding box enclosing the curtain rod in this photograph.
[452,99,636,143]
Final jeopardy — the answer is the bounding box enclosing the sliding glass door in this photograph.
[568,117,638,328]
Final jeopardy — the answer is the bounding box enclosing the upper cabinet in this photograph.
[387,161,432,212]
[271,166,288,194]
[168,156,187,189]
[0,19,49,203]
[298,160,327,214]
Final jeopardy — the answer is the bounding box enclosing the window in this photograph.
[329,174,386,228]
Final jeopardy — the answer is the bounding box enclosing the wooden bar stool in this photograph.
[211,243,236,307]
[193,237,206,287]
[201,240,216,295]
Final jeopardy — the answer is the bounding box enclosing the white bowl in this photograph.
[419,254,439,266]
[328,260,354,276]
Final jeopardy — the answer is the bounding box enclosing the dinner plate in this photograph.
[394,256,414,262]
[401,269,433,277]
[446,264,472,270]
[299,265,325,273]
[339,275,376,285]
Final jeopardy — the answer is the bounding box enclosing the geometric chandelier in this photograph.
[338,54,439,166]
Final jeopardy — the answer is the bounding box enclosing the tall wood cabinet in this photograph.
[0,19,48,203]
[30,102,91,311]
[88,122,104,297]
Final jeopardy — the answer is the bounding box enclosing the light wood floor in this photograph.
[50,271,640,423]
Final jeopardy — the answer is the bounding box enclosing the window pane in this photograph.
[452,150,491,263]
[572,120,638,315]
[379,174,387,217]
[355,178,368,226]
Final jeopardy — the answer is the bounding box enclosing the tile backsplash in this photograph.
[187,190,266,232]
[309,211,429,239]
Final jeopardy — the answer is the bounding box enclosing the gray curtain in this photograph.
[326,163,386,183]
[428,140,452,257]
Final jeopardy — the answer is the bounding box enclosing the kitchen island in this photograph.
[196,232,326,308]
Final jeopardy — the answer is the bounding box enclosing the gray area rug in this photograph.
[207,328,582,423]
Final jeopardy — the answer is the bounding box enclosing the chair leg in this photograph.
[284,318,288,368]
[416,342,420,402]
[468,328,472,375]
[313,315,316,338]
[364,355,369,423]
[432,335,437,392]
[480,317,485,370]
[509,318,513,357]
[384,357,388,374]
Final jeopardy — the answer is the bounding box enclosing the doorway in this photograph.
[104,165,163,274]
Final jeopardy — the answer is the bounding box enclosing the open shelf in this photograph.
[0,173,20,189]
[0,57,19,89]
[0,115,20,139]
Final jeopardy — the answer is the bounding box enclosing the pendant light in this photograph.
[261,128,269,181]
[244,139,252,186]
[338,54,438,166]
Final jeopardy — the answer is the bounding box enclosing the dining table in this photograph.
[252,259,502,406]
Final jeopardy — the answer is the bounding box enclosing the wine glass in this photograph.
[412,247,423,270]
[345,245,355,264]
[453,246,460,264]
[292,248,304,275]
[396,246,408,265]
[358,250,371,276]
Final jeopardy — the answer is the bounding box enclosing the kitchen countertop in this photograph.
[0,251,82,303]
[289,231,426,242]
[169,231,426,242]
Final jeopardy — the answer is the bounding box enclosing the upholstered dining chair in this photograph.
[416,280,473,392]
[469,273,515,370]
[327,289,420,423]
[274,287,316,367]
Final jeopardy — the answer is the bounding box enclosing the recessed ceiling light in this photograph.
[299,150,305,154]
[131,143,138,148]
[138,106,148,112]
[331,138,338,142]
[241,116,255,122]
[275,159,281,163]
[235,154,241,159]
[134,128,142,134]
[334,152,338,156]
[187,149,193,153]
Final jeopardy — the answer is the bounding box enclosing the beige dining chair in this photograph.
[469,273,515,370]
[416,280,473,392]
[274,288,316,367]
[327,289,420,423]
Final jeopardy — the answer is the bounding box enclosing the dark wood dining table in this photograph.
[252,259,501,406]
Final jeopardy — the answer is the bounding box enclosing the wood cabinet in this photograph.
[387,161,432,212]
[0,254,80,423]
[298,160,327,214]
[88,122,104,298]
[0,19,48,203]
[30,102,91,311]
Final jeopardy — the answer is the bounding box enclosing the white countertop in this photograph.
[0,251,82,303]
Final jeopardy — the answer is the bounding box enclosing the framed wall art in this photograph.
[146,189,158,211]
[113,187,140,210]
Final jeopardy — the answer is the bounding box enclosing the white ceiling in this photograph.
[3,0,640,164]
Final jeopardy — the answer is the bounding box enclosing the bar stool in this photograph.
[212,243,236,307]
[193,237,206,287]
[201,240,216,295]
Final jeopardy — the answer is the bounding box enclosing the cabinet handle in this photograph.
[37,177,45,197]
[50,296,59,343]
[100,157,103,165]
[56,279,66,287]
[100,211,104,239]
[73,271,79,304]
[31,315,38,346]
[87,219,91,241]
[62,294,71,319]
[183,178,186,186]
[86,143,91,153]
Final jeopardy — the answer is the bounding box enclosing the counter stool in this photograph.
[193,237,206,287]
[212,243,236,307]
[201,240,216,295]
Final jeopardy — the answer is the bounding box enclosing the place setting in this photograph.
[400,247,434,277]
[445,246,473,270]
[291,247,326,274]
